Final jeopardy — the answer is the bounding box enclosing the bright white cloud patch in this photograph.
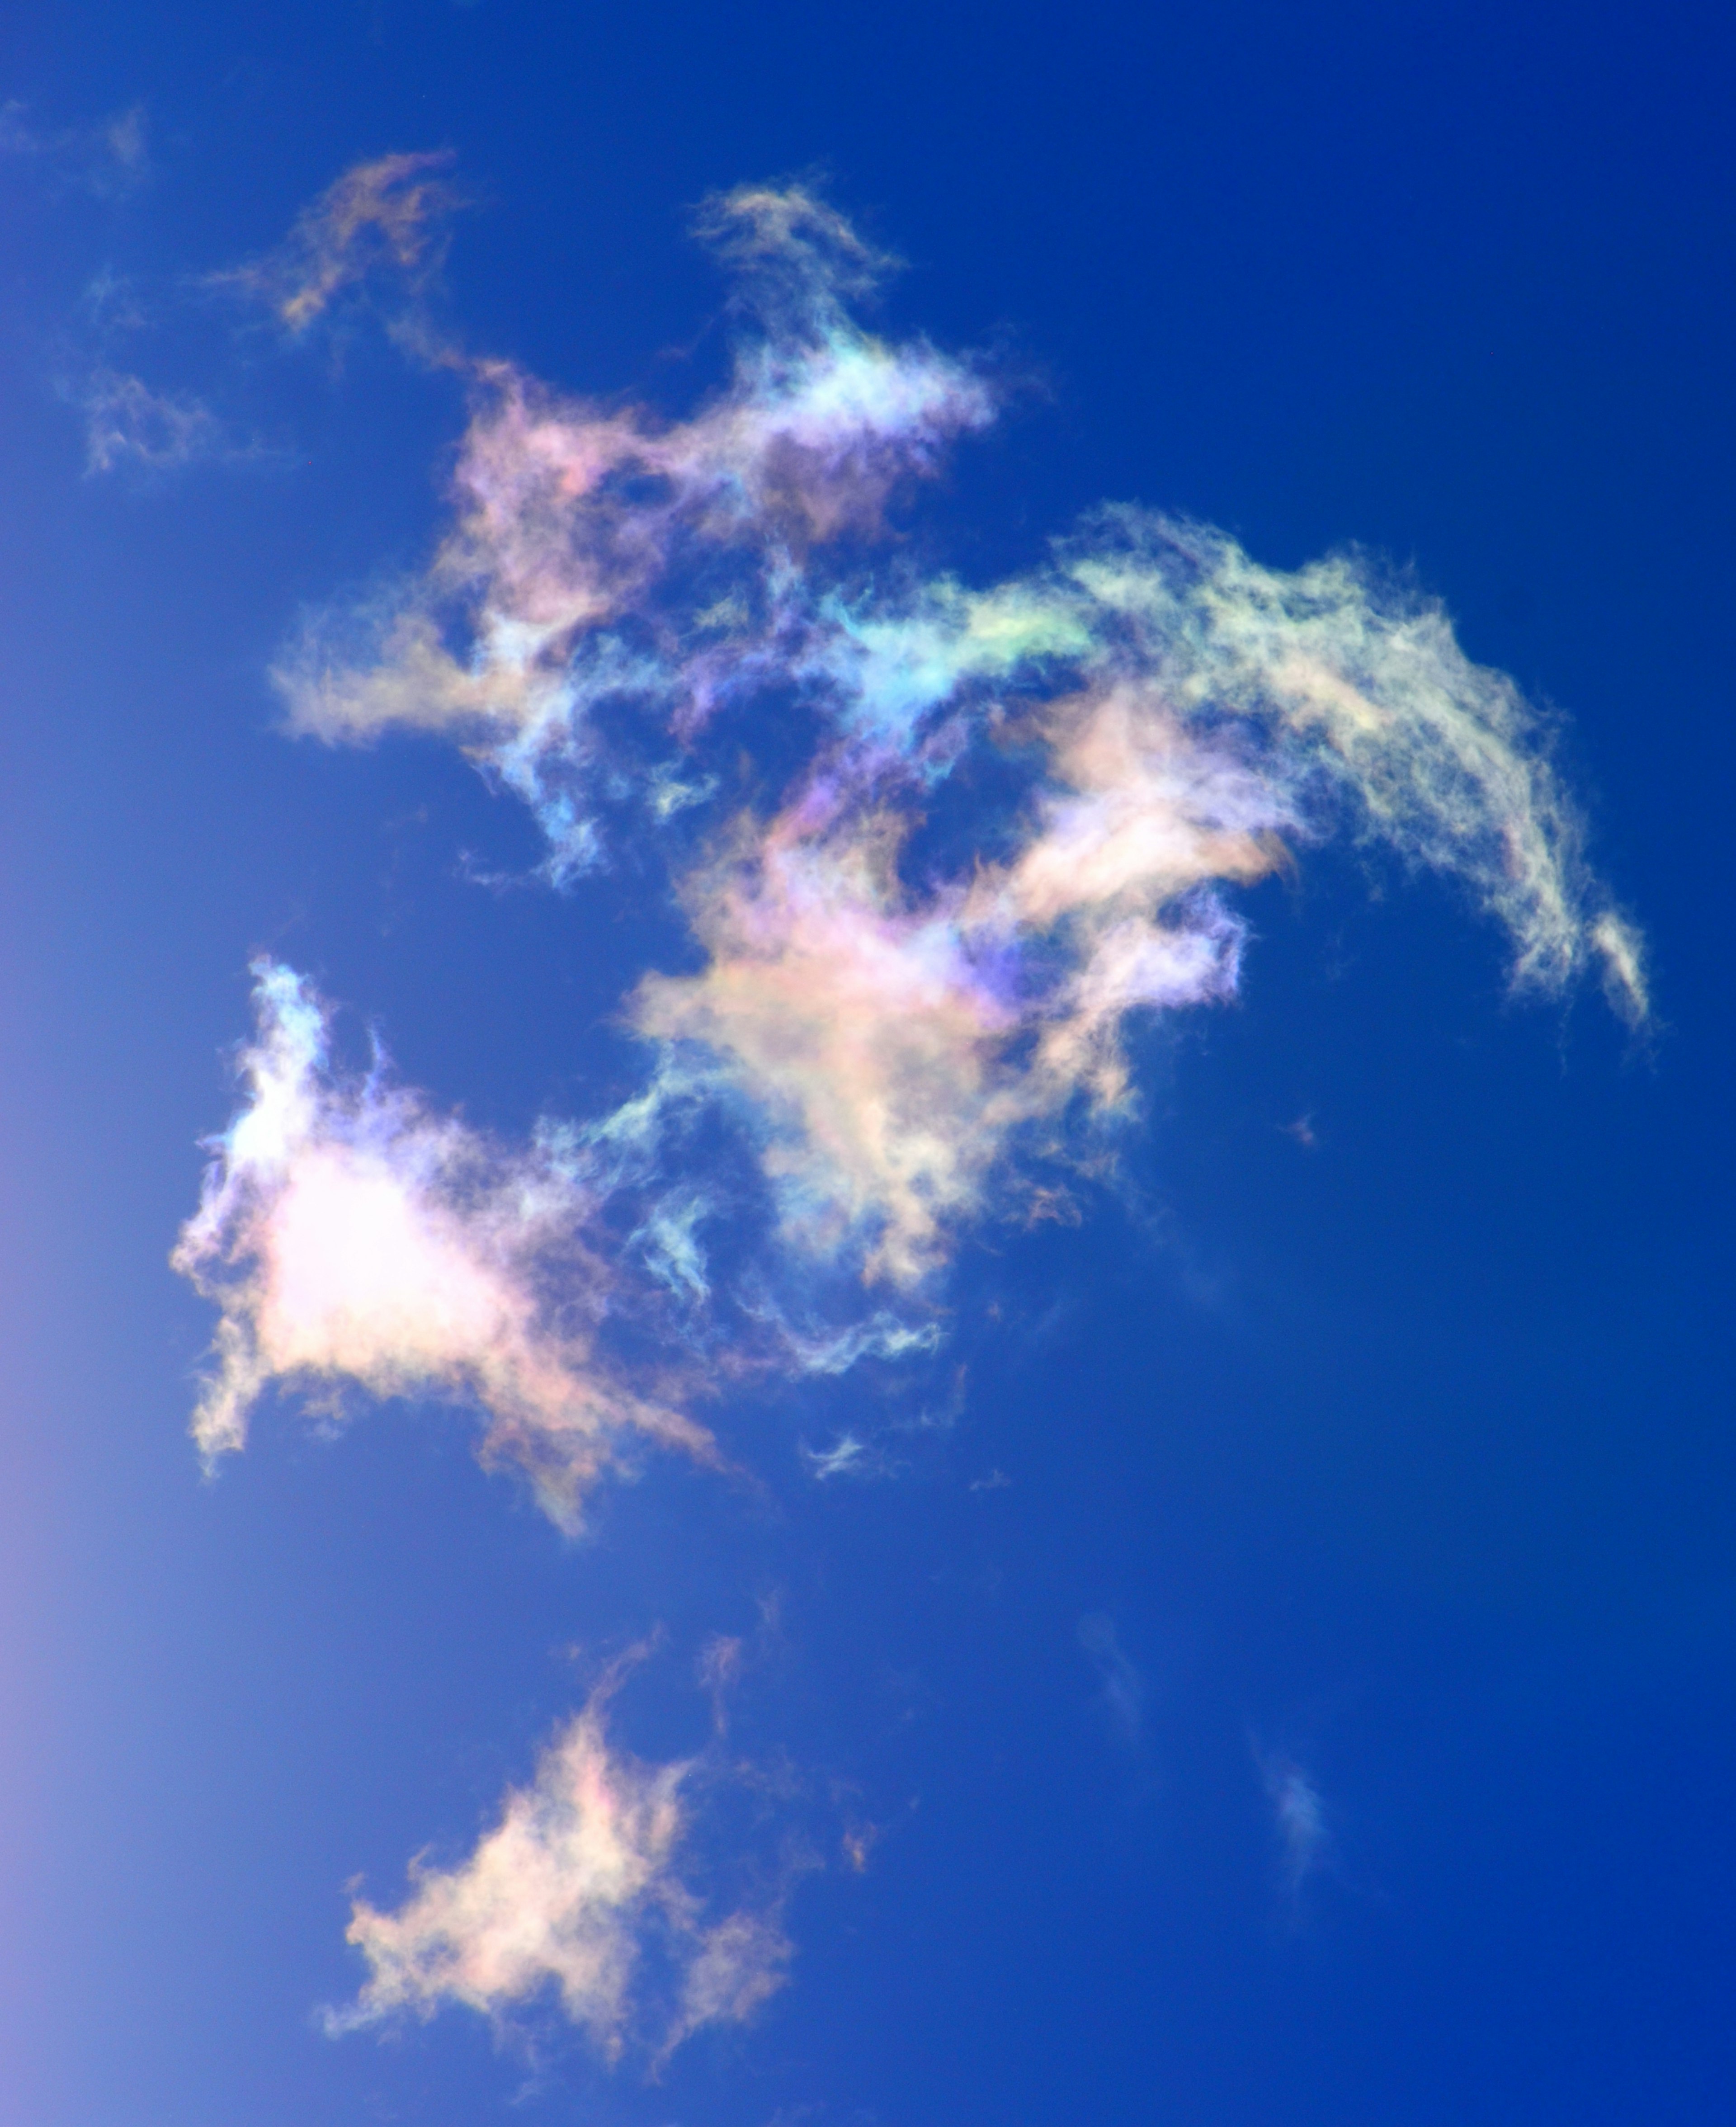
[172,960,714,1531]
[327,1677,789,2062]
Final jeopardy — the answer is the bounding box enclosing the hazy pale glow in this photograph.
[329,1676,789,2061]
[172,961,712,1531]
[1260,1751,1331,1893]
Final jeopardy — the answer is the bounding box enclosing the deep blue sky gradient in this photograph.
[1,4,1733,2123]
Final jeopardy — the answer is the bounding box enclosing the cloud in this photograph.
[217,150,462,336]
[1078,1613,1144,1743]
[0,99,149,196]
[171,960,715,1532]
[1259,1752,1331,1893]
[327,1663,789,2063]
[256,170,1642,1299]
[271,178,994,881]
[799,1432,890,1481]
[166,168,1650,2079]
[75,368,251,474]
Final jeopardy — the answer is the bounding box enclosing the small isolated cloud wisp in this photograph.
[1259,1750,1332,1895]
[326,1661,789,2065]
[1079,1613,1144,1744]
[74,368,252,475]
[215,150,464,339]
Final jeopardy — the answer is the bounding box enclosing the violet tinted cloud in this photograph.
[219,150,462,335]
[254,170,1643,1300]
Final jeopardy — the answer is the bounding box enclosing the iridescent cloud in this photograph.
[219,150,462,335]
[327,1663,788,2061]
[259,172,1642,1295]
[274,182,994,881]
[172,960,714,1532]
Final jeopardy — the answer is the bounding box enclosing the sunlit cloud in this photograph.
[217,150,462,336]
[172,960,715,1532]
[1259,1751,1331,1894]
[327,1663,789,2063]
[256,167,1643,1299]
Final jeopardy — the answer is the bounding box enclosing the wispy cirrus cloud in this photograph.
[1259,1750,1331,1895]
[0,99,149,197]
[327,1660,789,2063]
[213,149,463,339]
[1079,1613,1145,1743]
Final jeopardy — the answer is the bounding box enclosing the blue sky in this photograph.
[2,5,1733,2124]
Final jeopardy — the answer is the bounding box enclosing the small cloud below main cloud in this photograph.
[1256,1747,1333,1898]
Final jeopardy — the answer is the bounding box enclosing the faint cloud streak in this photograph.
[1078,1613,1144,1744]
[1259,1750,1331,1895]
[0,99,150,196]
[75,368,254,474]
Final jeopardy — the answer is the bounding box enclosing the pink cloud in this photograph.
[173,961,714,1532]
[327,1664,789,2064]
